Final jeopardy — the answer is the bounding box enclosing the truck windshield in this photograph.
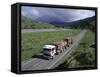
[43,48,51,51]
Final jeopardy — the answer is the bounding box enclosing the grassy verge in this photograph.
[55,30,96,69]
[21,29,80,61]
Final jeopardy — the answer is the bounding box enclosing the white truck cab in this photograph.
[43,45,56,59]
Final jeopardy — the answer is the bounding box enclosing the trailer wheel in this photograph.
[60,50,62,53]
[65,46,67,49]
[71,39,73,44]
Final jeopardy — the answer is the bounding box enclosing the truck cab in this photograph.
[43,45,56,60]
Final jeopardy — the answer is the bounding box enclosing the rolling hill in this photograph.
[67,16,95,29]
[49,16,95,30]
[21,16,56,29]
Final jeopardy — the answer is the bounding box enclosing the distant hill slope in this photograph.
[21,16,56,29]
[68,16,95,29]
[50,16,95,31]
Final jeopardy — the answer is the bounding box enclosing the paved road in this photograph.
[21,30,87,71]
[22,29,72,33]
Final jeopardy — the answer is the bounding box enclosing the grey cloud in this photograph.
[21,6,95,22]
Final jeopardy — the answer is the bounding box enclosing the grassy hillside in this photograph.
[55,31,95,69]
[21,29,80,61]
[21,16,56,29]
[68,16,96,31]
[51,16,96,31]
[71,16,96,32]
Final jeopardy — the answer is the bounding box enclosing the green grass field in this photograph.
[55,30,96,69]
[21,29,80,61]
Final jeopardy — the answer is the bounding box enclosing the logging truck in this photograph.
[43,37,73,59]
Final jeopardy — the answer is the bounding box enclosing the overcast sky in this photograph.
[21,6,95,22]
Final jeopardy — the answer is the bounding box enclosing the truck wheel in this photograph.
[60,50,61,53]
[51,56,54,60]
[56,52,59,55]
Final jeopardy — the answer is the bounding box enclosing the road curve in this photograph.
[21,30,87,71]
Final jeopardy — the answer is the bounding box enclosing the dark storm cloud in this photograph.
[21,6,95,22]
